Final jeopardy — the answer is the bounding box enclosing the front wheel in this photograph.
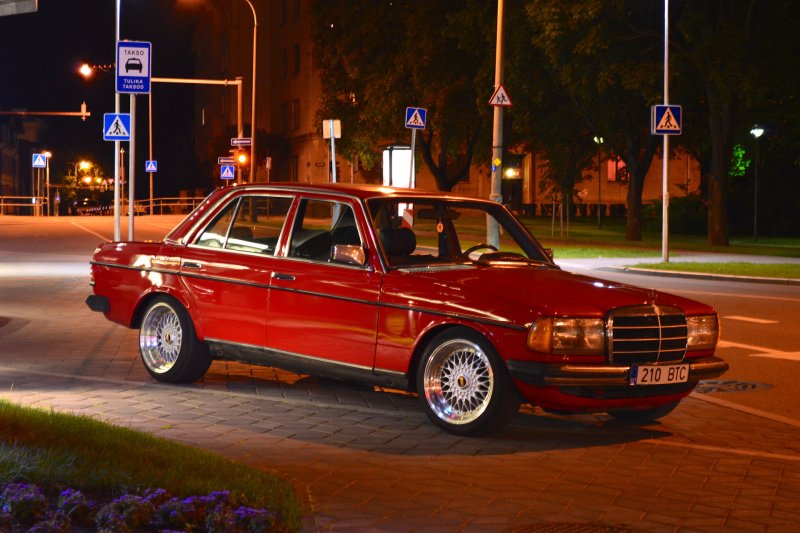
[139,296,211,383]
[416,327,519,436]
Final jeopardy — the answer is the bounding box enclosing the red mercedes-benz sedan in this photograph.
[86,183,727,436]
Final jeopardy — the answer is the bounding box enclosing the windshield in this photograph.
[367,198,552,268]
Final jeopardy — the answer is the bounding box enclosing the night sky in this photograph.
[0,0,200,195]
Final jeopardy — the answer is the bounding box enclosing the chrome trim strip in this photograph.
[91,262,527,332]
[508,356,729,387]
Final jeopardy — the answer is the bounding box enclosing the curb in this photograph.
[598,265,800,286]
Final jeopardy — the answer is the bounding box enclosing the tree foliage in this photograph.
[310,0,494,191]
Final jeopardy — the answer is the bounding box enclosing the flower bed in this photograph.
[0,482,286,532]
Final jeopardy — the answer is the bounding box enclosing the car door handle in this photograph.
[272,272,295,281]
[182,261,202,269]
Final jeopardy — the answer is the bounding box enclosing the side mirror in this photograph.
[331,244,367,266]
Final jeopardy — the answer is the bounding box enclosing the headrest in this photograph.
[379,227,416,256]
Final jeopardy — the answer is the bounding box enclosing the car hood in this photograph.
[381,263,713,327]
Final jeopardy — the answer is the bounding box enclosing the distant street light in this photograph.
[750,126,764,241]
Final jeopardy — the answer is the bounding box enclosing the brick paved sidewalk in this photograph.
[3,272,800,530]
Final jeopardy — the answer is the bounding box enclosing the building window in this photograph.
[293,43,300,75]
[281,49,288,79]
[279,102,289,133]
[291,99,300,131]
[291,155,299,181]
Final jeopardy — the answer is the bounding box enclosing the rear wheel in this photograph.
[416,327,519,436]
[139,296,211,383]
[608,400,680,425]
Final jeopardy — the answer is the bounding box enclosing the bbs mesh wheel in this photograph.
[416,327,519,436]
[139,296,211,383]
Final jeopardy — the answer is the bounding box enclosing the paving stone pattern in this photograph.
[3,276,800,532]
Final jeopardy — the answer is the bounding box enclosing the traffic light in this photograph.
[236,151,249,166]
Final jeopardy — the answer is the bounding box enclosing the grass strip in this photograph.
[626,262,800,279]
[0,399,302,530]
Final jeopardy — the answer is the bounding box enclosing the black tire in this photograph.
[608,400,680,425]
[416,327,519,436]
[138,296,211,383]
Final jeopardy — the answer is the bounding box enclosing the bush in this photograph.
[643,193,707,235]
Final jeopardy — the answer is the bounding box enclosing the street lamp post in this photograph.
[43,151,52,216]
[593,136,603,228]
[750,126,764,242]
[240,0,258,182]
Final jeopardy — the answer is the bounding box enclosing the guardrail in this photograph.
[0,196,47,216]
[0,196,205,216]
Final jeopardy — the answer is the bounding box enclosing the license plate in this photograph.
[629,364,689,386]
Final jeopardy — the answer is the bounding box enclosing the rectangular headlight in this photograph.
[686,314,719,351]
[528,317,605,355]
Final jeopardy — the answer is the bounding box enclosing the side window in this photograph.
[289,199,361,262]
[195,199,238,248]
[195,195,292,255]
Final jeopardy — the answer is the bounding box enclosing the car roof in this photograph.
[223,182,488,203]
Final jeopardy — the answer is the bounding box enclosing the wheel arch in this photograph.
[131,290,199,336]
[407,322,497,394]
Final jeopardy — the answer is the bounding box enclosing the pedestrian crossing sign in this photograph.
[103,113,131,141]
[405,107,427,129]
[220,165,235,180]
[488,84,512,107]
[651,105,682,135]
[145,160,157,172]
[32,153,47,168]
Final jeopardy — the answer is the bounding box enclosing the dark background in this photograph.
[0,0,201,196]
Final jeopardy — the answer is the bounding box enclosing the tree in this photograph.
[670,1,800,245]
[310,0,493,191]
[524,0,666,241]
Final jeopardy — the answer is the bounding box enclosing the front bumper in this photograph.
[507,356,729,387]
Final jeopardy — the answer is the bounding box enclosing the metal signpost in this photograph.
[115,40,152,241]
[322,120,341,183]
[405,107,427,189]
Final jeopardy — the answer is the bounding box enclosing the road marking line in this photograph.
[70,221,110,242]
[723,315,778,324]
[718,339,800,360]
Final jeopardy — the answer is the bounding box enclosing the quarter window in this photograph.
[195,195,292,255]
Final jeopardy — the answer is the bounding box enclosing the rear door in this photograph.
[180,193,293,347]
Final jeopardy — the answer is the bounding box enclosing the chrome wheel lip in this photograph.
[423,338,494,426]
[139,302,183,374]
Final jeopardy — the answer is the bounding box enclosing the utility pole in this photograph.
[488,0,505,248]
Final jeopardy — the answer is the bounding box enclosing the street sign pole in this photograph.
[662,0,669,263]
[329,119,337,183]
[128,95,136,241]
[488,0,506,249]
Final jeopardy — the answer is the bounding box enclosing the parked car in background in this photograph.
[86,183,728,436]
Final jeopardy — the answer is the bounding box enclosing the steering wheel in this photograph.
[462,243,498,258]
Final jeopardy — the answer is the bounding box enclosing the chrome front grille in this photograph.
[608,305,687,364]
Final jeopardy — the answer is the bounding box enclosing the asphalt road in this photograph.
[4,214,800,424]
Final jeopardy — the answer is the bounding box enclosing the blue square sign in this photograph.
[117,41,152,94]
[651,105,682,135]
[405,107,427,130]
